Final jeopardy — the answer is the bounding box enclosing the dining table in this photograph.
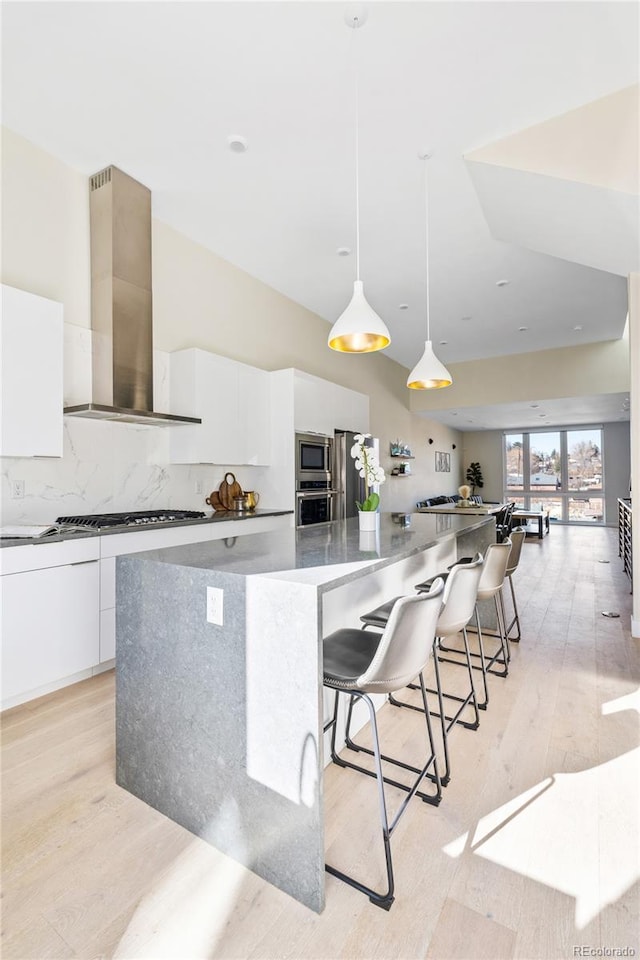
[416,502,506,516]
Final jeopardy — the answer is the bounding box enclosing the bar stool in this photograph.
[503,526,526,643]
[323,579,445,910]
[357,555,484,786]
[436,539,512,710]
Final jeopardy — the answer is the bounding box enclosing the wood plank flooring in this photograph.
[2,526,639,959]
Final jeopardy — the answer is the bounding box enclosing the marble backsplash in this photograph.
[0,324,275,524]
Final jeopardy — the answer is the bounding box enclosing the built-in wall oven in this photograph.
[295,433,335,526]
[296,482,336,527]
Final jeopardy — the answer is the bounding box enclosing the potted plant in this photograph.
[465,462,484,497]
[351,434,386,530]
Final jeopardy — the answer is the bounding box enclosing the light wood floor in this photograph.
[2,526,639,960]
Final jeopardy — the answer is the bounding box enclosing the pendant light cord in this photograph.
[423,155,430,342]
[353,18,361,281]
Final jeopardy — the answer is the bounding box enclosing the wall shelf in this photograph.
[390,454,415,459]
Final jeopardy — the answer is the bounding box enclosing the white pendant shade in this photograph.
[328,280,391,353]
[407,340,453,389]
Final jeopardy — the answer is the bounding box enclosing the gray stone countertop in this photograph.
[0,508,293,548]
[123,511,493,592]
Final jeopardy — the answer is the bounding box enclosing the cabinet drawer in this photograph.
[0,538,99,576]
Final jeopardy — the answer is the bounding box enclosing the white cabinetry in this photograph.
[169,349,271,465]
[1,539,99,708]
[293,370,369,436]
[0,284,63,457]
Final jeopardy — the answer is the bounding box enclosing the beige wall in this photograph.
[461,432,505,503]
[1,126,631,520]
[629,272,639,635]
[1,127,462,514]
[409,337,630,415]
[466,85,639,195]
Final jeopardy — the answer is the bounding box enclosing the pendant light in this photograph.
[407,153,452,389]
[328,14,390,354]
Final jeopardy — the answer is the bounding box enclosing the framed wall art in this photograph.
[435,451,451,473]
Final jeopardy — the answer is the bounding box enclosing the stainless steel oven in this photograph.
[296,433,333,484]
[296,489,336,527]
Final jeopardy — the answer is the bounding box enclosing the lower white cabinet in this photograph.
[1,540,99,707]
[0,514,292,710]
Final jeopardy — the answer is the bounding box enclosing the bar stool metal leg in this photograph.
[325,690,396,910]
[341,674,443,804]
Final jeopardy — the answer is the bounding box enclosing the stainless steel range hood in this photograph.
[64,166,200,426]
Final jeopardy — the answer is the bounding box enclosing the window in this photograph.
[503,427,604,524]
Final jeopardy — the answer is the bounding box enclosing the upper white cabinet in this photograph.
[0,284,63,457]
[169,349,271,465]
[293,370,369,436]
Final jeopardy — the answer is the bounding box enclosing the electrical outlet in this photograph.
[206,586,224,625]
[10,480,24,499]
[195,480,203,495]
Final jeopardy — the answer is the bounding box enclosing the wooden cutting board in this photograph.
[205,491,226,511]
[219,472,243,510]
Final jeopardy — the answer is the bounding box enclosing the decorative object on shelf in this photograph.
[328,14,390,355]
[466,462,484,496]
[435,451,451,473]
[457,484,471,508]
[390,440,412,457]
[351,432,385,528]
[407,153,453,390]
[244,491,260,510]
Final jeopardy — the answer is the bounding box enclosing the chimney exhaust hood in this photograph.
[64,166,201,426]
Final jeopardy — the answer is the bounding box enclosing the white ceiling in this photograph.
[2,1,637,429]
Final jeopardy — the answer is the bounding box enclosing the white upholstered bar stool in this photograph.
[503,526,526,643]
[323,579,444,911]
[357,555,484,786]
[437,538,512,710]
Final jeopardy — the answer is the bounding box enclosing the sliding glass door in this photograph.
[504,428,604,524]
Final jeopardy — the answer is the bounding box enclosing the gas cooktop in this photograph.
[55,509,206,530]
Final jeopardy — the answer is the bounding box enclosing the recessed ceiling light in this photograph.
[451,412,458,416]
[539,413,547,418]
[227,134,248,153]
[574,324,583,331]
[398,303,409,310]
[496,279,510,287]
[336,247,351,257]
[439,340,448,345]
[461,315,472,322]
[530,403,539,408]
[518,326,528,332]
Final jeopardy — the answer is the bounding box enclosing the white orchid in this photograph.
[350,433,385,511]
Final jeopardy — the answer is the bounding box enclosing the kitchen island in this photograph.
[116,511,495,912]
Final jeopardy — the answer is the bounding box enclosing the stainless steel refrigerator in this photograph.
[333,430,380,519]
